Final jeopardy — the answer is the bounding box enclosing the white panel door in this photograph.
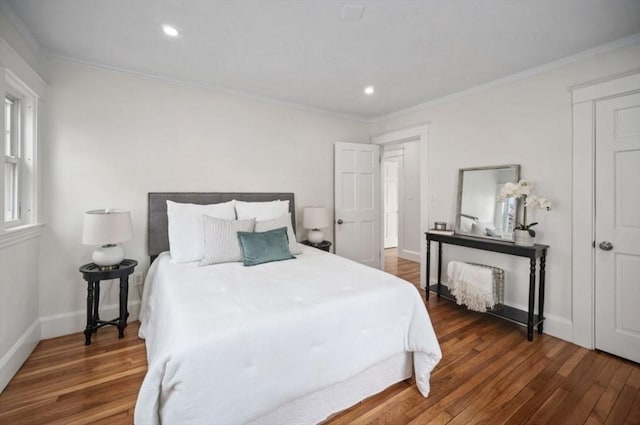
[334,142,381,268]
[383,159,399,248]
[595,93,640,363]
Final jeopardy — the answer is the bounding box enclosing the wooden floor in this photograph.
[1,249,638,424]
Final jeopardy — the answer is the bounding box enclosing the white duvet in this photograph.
[135,247,441,425]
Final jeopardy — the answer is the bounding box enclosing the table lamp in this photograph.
[303,207,329,243]
[82,209,133,269]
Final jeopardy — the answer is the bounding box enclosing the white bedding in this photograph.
[135,246,441,424]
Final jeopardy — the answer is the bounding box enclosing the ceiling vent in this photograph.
[340,5,365,21]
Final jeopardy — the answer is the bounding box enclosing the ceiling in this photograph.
[2,1,639,120]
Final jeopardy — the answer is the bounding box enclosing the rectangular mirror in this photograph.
[455,164,520,241]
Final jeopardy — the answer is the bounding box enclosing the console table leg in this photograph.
[426,241,431,301]
[93,281,100,323]
[437,242,443,297]
[528,258,536,341]
[84,280,94,345]
[538,254,546,334]
[118,277,129,338]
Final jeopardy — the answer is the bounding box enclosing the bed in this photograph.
[135,192,442,425]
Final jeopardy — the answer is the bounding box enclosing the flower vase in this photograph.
[514,229,534,246]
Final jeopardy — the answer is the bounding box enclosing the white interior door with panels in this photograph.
[594,92,640,364]
[383,152,402,248]
[334,142,381,268]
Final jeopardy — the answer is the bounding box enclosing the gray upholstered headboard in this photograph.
[148,192,296,261]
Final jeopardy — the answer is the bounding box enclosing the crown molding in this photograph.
[370,33,640,123]
[0,36,47,92]
[46,54,369,124]
[0,1,41,56]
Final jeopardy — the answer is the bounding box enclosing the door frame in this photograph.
[372,124,429,286]
[571,70,640,349]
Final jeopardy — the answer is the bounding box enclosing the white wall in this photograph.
[40,59,370,337]
[370,43,640,342]
[0,236,40,391]
[0,7,45,392]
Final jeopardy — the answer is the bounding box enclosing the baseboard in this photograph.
[40,301,141,340]
[493,300,573,342]
[0,319,40,393]
[398,249,420,262]
[538,313,573,343]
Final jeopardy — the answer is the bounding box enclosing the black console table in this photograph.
[425,232,549,341]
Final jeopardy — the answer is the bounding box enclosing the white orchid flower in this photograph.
[524,195,539,207]
[505,180,552,231]
[497,180,551,211]
[514,180,534,196]
[524,194,552,210]
[497,182,520,200]
[537,198,552,210]
[503,182,516,192]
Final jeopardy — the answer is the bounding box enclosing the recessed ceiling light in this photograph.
[162,25,179,37]
[364,86,375,95]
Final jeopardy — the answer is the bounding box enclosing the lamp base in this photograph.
[92,244,125,269]
[307,229,324,244]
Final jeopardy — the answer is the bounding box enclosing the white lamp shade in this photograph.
[303,207,329,230]
[82,209,133,246]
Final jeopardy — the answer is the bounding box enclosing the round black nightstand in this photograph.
[79,259,138,345]
[301,240,332,253]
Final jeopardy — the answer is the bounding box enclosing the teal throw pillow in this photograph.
[237,227,295,266]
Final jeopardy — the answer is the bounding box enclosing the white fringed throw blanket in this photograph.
[447,261,495,312]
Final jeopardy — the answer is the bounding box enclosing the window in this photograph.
[4,95,21,224]
[2,71,38,230]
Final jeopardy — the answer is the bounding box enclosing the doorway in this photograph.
[383,150,402,270]
[383,150,402,250]
[380,140,421,271]
[372,124,428,281]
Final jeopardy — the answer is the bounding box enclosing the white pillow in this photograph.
[254,213,302,255]
[234,200,290,221]
[167,200,236,263]
[200,216,256,266]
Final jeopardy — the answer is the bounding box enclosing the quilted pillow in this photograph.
[199,216,256,266]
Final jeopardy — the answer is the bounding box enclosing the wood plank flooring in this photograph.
[0,249,638,424]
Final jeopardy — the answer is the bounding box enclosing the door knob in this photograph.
[337,219,344,225]
[599,241,614,251]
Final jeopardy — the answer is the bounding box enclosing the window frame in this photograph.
[2,70,38,231]
[4,93,22,226]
